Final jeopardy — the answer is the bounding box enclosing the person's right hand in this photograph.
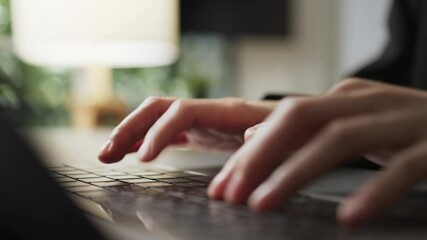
[98,97,276,163]
[208,79,427,228]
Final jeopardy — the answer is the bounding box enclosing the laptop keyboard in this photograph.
[48,165,212,203]
[48,164,343,239]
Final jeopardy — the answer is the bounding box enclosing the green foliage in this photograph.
[0,0,10,34]
[18,64,72,126]
[0,48,73,125]
[0,0,230,126]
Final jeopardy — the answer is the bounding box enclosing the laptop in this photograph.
[2,119,427,239]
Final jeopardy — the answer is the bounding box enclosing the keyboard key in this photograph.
[185,175,213,183]
[106,184,143,194]
[158,178,193,183]
[175,182,208,187]
[75,167,110,172]
[95,171,127,176]
[121,178,156,183]
[126,170,163,176]
[149,186,175,194]
[135,182,173,188]
[61,181,90,187]
[159,170,187,174]
[48,166,74,171]
[93,181,127,188]
[58,170,88,175]
[66,185,102,192]
[54,177,76,183]
[68,173,101,179]
[81,177,114,183]
[106,175,142,180]
[49,173,65,178]
[160,173,196,178]
[145,175,187,180]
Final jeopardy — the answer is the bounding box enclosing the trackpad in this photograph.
[300,167,377,203]
[301,167,427,211]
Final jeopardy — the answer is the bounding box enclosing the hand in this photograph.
[208,79,427,228]
[98,97,276,163]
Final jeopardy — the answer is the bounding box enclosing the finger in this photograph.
[247,109,425,211]
[208,154,241,200]
[184,128,243,152]
[217,95,392,204]
[337,141,427,228]
[127,133,188,154]
[137,98,267,162]
[128,139,144,153]
[210,99,311,203]
[98,97,175,163]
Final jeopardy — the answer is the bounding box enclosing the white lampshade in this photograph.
[11,0,179,67]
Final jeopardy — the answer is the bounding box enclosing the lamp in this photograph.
[11,0,179,127]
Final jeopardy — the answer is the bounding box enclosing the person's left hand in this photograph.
[208,79,427,228]
[98,97,276,163]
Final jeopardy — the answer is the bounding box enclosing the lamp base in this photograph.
[69,66,128,128]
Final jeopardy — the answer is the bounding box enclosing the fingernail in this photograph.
[244,123,267,142]
[99,140,112,157]
[244,128,255,142]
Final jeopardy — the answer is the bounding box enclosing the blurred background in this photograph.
[0,0,391,128]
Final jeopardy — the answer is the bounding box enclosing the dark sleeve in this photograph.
[263,94,287,100]
[353,0,427,89]
[269,0,417,98]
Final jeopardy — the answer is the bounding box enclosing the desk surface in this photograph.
[26,127,229,169]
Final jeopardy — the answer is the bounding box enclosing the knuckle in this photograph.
[137,97,165,114]
[329,78,370,94]
[110,125,128,141]
[278,98,311,119]
[224,97,252,112]
[142,96,163,107]
[170,99,190,113]
[324,120,356,144]
[358,88,394,100]
[110,124,140,143]
[221,97,246,107]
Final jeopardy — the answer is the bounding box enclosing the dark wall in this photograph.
[180,0,290,36]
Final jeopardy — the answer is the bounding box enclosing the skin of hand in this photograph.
[208,78,427,228]
[98,97,277,163]
[99,78,427,228]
